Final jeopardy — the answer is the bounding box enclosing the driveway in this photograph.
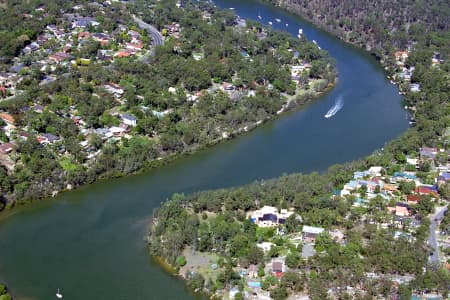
[428,205,448,264]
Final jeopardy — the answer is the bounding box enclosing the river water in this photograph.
[0,0,408,299]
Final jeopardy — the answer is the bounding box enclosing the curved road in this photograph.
[133,15,164,46]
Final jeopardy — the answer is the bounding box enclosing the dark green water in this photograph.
[0,1,408,299]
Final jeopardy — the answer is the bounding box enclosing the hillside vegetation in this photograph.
[273,0,449,57]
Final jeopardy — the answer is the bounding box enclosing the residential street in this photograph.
[428,205,448,264]
[132,15,164,46]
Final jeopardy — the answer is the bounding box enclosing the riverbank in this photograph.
[0,0,336,210]
[0,283,12,300]
[1,75,336,214]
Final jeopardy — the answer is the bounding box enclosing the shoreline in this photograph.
[0,74,337,219]
[265,0,402,80]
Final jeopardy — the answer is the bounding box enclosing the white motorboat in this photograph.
[56,288,63,299]
[324,96,344,118]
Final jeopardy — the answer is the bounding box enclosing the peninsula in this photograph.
[0,0,335,209]
[148,0,449,299]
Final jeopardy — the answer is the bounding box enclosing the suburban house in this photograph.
[302,225,325,243]
[121,114,137,127]
[49,52,71,63]
[407,195,420,204]
[329,229,345,243]
[387,203,411,217]
[247,206,295,227]
[93,33,111,45]
[72,16,99,29]
[109,126,126,137]
[416,185,439,197]
[39,133,60,144]
[247,264,258,278]
[437,172,450,183]
[126,41,143,51]
[78,31,91,39]
[419,147,438,159]
[394,51,409,64]
[272,260,285,277]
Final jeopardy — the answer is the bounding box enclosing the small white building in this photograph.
[368,166,383,177]
[103,83,124,97]
[121,114,137,127]
[257,242,274,253]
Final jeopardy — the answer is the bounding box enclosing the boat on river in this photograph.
[268,21,272,25]
[312,40,322,49]
[325,96,344,118]
[56,288,63,299]
[297,28,303,38]
[275,18,281,22]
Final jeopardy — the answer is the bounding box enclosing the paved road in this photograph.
[428,205,448,264]
[132,15,164,46]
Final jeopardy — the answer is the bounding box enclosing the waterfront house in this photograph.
[410,83,421,92]
[368,166,383,177]
[247,206,295,227]
[354,170,370,180]
[394,51,409,64]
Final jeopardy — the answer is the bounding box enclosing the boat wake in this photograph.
[325,96,343,118]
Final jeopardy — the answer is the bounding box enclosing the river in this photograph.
[0,0,408,299]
